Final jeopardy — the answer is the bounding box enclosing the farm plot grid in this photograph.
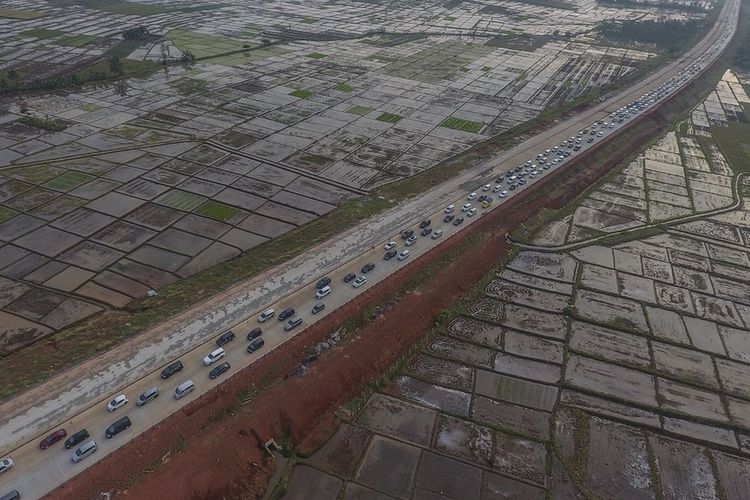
[0,0,719,352]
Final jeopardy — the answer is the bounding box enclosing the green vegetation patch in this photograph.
[440,117,484,133]
[302,17,318,24]
[59,34,98,47]
[42,171,96,192]
[347,105,372,116]
[18,115,67,132]
[712,122,750,174]
[0,206,17,223]
[376,112,402,123]
[167,29,244,59]
[171,78,210,96]
[155,190,207,211]
[486,32,556,51]
[21,28,63,40]
[290,89,313,98]
[335,83,355,92]
[0,7,45,19]
[107,38,144,58]
[195,200,239,222]
[598,19,710,54]
[307,52,327,59]
[4,165,65,184]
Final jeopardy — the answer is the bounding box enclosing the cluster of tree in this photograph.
[598,0,709,13]
[123,25,149,40]
[0,70,109,94]
[598,19,706,54]
[181,50,196,64]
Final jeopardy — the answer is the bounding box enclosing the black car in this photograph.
[420,227,431,237]
[315,277,331,289]
[247,337,265,353]
[216,330,235,347]
[419,219,431,229]
[209,362,231,380]
[495,177,504,184]
[384,250,397,260]
[453,217,464,226]
[312,302,325,314]
[443,214,454,223]
[343,272,356,283]
[279,307,295,321]
[105,416,131,439]
[246,327,262,341]
[65,429,90,449]
[160,360,183,379]
[509,184,517,190]
[400,229,414,239]
[361,263,375,273]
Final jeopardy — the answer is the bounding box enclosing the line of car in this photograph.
[0,324,269,482]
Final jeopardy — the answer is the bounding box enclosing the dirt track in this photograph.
[47,96,681,499]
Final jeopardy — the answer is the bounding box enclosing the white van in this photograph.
[431,229,443,239]
[397,250,410,261]
[71,440,97,463]
[315,285,331,300]
[258,308,274,322]
[174,380,195,400]
[203,347,225,366]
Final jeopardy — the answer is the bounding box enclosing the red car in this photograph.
[39,429,67,449]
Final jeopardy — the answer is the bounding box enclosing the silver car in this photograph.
[136,387,159,407]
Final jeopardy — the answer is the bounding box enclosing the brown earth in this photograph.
[49,101,682,500]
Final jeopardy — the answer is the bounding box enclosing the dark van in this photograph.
[216,330,235,347]
[105,416,131,438]
[64,428,90,449]
[278,307,295,321]
[246,327,262,340]
[161,360,183,379]
[247,338,265,353]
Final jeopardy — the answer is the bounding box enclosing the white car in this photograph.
[315,285,331,299]
[203,347,225,366]
[482,184,491,191]
[384,241,396,251]
[444,204,454,213]
[0,457,14,474]
[462,203,472,212]
[467,208,478,217]
[107,394,128,412]
[467,192,477,200]
[431,229,443,239]
[492,184,502,192]
[352,275,367,288]
[397,250,410,261]
[499,190,508,198]
[405,235,417,246]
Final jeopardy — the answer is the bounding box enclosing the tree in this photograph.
[109,56,123,74]
[181,50,196,65]
[7,69,18,80]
